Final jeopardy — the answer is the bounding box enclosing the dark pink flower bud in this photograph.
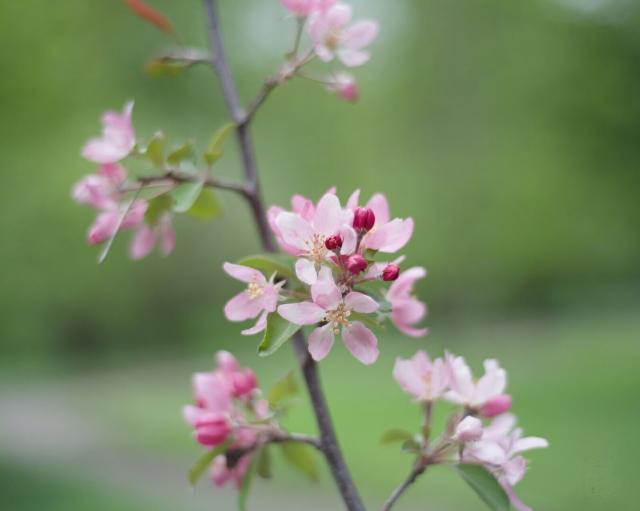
[231,368,258,397]
[382,263,400,281]
[194,413,231,447]
[353,207,375,231]
[347,254,368,275]
[480,394,513,418]
[325,234,343,251]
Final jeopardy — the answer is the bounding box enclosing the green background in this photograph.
[1,0,638,510]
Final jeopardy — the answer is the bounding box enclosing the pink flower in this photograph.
[346,190,414,253]
[328,73,359,103]
[211,453,252,489]
[86,199,147,245]
[453,416,483,443]
[82,101,135,164]
[128,214,176,260]
[72,163,126,209]
[393,350,448,401]
[385,267,429,337]
[463,414,549,511]
[278,267,379,364]
[192,412,232,447]
[274,193,353,285]
[223,263,284,335]
[308,3,378,67]
[445,355,508,410]
[281,0,335,16]
[480,394,513,418]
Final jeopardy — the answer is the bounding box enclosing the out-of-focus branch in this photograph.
[382,464,427,511]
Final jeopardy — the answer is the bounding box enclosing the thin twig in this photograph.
[381,464,427,511]
[130,172,250,197]
[201,2,366,510]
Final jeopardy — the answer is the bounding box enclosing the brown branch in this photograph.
[382,463,427,511]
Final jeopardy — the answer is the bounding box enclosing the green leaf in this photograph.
[280,441,319,482]
[187,188,222,220]
[258,314,301,357]
[267,371,298,407]
[456,464,510,511]
[167,142,194,166]
[204,122,235,165]
[144,193,173,226]
[237,254,295,281]
[171,181,203,213]
[238,456,256,511]
[255,446,272,479]
[188,441,230,487]
[380,428,415,445]
[401,438,422,453]
[145,132,166,167]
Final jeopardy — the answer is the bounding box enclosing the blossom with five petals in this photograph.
[278,266,379,364]
[393,350,448,401]
[445,354,509,410]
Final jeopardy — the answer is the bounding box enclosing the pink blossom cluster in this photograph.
[280,1,378,103]
[393,350,548,511]
[72,102,175,259]
[183,351,277,488]
[223,189,427,365]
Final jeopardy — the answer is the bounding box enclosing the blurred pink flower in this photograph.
[281,0,335,16]
[82,101,135,164]
[328,73,359,102]
[128,214,176,260]
[385,266,428,337]
[72,163,126,209]
[211,453,252,489]
[86,199,147,245]
[223,263,284,335]
[278,266,379,364]
[445,355,508,410]
[308,3,378,67]
[393,350,448,401]
[453,416,483,443]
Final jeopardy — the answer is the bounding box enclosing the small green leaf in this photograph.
[204,122,235,165]
[380,428,415,445]
[145,193,173,226]
[187,188,222,220]
[280,442,319,482]
[256,446,272,479]
[172,181,203,213]
[238,456,256,511]
[267,371,298,407]
[456,464,510,511]
[258,314,301,357]
[145,132,166,167]
[401,438,422,453]
[237,254,295,281]
[188,441,230,487]
[167,142,194,165]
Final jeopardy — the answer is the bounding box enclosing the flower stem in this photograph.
[201,2,366,510]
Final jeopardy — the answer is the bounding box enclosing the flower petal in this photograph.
[344,291,379,313]
[295,258,318,285]
[342,20,378,50]
[224,291,264,321]
[241,310,269,336]
[223,262,266,284]
[308,324,336,361]
[276,212,314,250]
[278,302,326,325]
[311,266,342,310]
[366,192,389,226]
[342,321,379,365]
[365,217,414,252]
[337,49,370,67]
[129,225,156,260]
[312,193,343,236]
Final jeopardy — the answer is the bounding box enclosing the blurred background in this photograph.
[1,0,639,509]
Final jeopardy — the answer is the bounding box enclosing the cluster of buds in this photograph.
[223,189,427,365]
[72,102,175,260]
[183,351,288,488]
[393,350,548,511]
[279,1,378,103]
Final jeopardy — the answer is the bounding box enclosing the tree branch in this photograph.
[381,464,426,511]
[201,1,366,510]
[131,171,250,197]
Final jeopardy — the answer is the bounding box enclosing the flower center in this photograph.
[306,234,328,263]
[247,281,264,299]
[325,302,352,334]
[326,29,342,50]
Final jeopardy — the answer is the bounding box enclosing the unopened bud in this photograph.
[353,207,375,231]
[479,394,512,418]
[382,263,400,281]
[347,254,368,275]
[325,234,343,251]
